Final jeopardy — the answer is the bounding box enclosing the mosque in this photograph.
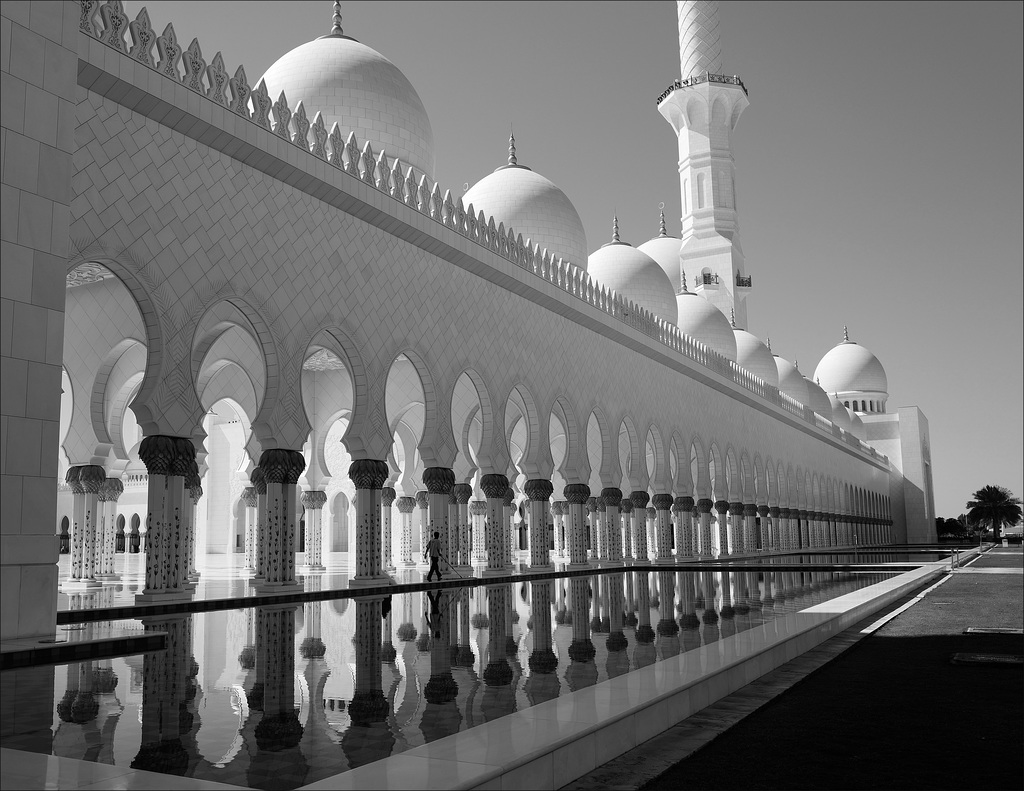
[0,0,936,643]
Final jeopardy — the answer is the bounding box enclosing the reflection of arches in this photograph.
[59,516,70,554]
[331,492,350,552]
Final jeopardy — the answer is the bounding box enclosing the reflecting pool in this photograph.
[1,568,894,790]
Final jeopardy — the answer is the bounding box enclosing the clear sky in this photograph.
[140,1,1024,518]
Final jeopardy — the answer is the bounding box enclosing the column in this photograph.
[743,503,758,553]
[714,499,730,557]
[64,465,105,589]
[256,449,305,591]
[758,505,771,552]
[185,471,202,584]
[470,500,486,562]
[381,487,396,571]
[481,474,509,576]
[552,502,566,559]
[525,479,554,569]
[453,484,473,568]
[674,497,694,559]
[348,459,391,586]
[651,494,672,564]
[619,498,634,562]
[396,496,416,567]
[630,491,650,562]
[503,487,516,566]
[447,488,459,569]
[96,478,124,581]
[423,467,455,571]
[586,497,599,562]
[241,487,258,576]
[251,467,268,582]
[415,491,429,564]
[693,498,711,557]
[799,510,810,548]
[729,501,745,554]
[137,436,195,602]
[602,489,623,565]
[646,507,657,559]
[563,484,590,568]
[299,490,328,572]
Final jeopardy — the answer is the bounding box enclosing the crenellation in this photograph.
[154,22,180,80]
[361,141,376,186]
[127,7,154,66]
[81,0,100,36]
[271,90,291,140]
[181,37,205,94]
[227,64,250,118]
[98,0,127,53]
[327,121,344,167]
[205,51,227,105]
[417,173,430,214]
[345,133,360,178]
[310,111,327,160]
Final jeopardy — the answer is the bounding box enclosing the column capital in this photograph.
[188,483,203,504]
[675,495,695,512]
[758,505,771,518]
[744,503,758,517]
[480,473,509,499]
[185,461,201,491]
[78,465,107,494]
[250,467,267,495]
[696,498,714,513]
[415,490,429,508]
[798,509,809,519]
[728,501,744,515]
[396,496,417,514]
[503,487,515,507]
[652,494,673,511]
[524,479,554,502]
[600,488,623,508]
[646,506,657,519]
[301,490,328,510]
[423,467,455,494]
[349,459,389,490]
[563,484,591,505]
[139,435,195,476]
[714,499,730,514]
[469,499,487,516]
[99,477,124,502]
[778,507,790,518]
[242,487,258,508]
[260,449,306,484]
[381,487,397,506]
[64,466,85,495]
[453,483,473,504]
[586,496,599,513]
[630,491,650,509]
[619,499,633,514]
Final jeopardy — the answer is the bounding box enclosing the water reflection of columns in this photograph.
[421,590,461,743]
[482,584,515,720]
[342,597,395,767]
[566,577,598,690]
[605,574,629,677]
[298,587,332,773]
[634,572,657,667]
[131,614,195,776]
[655,571,680,659]
[526,580,561,704]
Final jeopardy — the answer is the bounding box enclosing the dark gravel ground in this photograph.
[643,548,1024,791]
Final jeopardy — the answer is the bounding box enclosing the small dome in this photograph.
[733,327,779,387]
[814,329,888,396]
[804,377,833,419]
[261,28,435,180]
[463,136,588,271]
[829,393,853,433]
[848,410,866,440]
[677,292,737,361]
[775,356,808,404]
[637,211,682,288]
[587,219,677,324]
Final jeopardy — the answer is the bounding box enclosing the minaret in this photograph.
[658,1,751,328]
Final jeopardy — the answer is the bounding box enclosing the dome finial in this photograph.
[508,126,517,167]
[680,266,689,293]
[730,308,736,328]
[612,215,620,243]
[658,204,668,237]
[330,1,343,36]
[843,325,850,343]
[766,336,772,353]
[794,358,799,370]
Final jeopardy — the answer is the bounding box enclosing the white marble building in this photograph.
[0,0,935,641]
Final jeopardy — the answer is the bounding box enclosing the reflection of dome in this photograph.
[637,212,682,288]
[775,356,808,404]
[804,377,833,418]
[463,136,588,270]
[814,330,888,396]
[733,327,779,387]
[677,292,737,360]
[260,24,434,179]
[587,219,677,324]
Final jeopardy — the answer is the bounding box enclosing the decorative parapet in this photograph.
[656,72,748,106]
[80,1,881,466]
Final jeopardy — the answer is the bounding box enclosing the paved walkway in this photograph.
[564,547,1024,790]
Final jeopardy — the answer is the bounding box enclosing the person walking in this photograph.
[424,530,443,581]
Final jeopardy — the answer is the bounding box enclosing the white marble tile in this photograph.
[297,754,499,790]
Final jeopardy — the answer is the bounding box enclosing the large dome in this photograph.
[775,356,808,405]
[733,327,779,387]
[260,30,435,180]
[814,330,888,396]
[637,213,682,288]
[588,223,677,324]
[676,292,737,361]
[462,138,588,271]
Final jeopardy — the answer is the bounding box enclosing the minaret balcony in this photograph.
[695,272,721,292]
[736,273,753,289]
[657,72,748,106]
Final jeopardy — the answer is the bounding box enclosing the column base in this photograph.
[135,588,195,604]
[239,567,257,577]
[253,581,304,595]
[299,564,327,574]
[247,575,267,585]
[95,573,120,581]
[348,575,394,589]
[566,561,590,570]
[62,579,102,590]
[528,561,553,571]
[655,557,676,566]
[480,566,510,578]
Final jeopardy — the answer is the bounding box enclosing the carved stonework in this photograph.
[128,7,155,66]
[206,52,228,105]
[652,494,673,511]
[423,467,455,495]
[620,499,633,514]
[310,112,328,160]
[139,436,194,476]
[291,101,310,149]
[600,488,623,508]
[348,459,388,490]
[453,483,473,505]
[228,65,251,118]
[271,92,292,140]
[563,484,590,505]
[300,490,328,510]
[396,496,416,514]
[242,487,257,509]
[250,467,267,495]
[155,23,182,80]
[480,474,509,499]
[99,0,129,53]
[66,262,115,289]
[250,80,272,129]
[524,479,553,502]
[181,38,206,93]
[630,491,650,509]
[381,487,397,506]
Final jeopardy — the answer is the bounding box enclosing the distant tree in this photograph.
[966,486,1022,543]
[936,517,968,539]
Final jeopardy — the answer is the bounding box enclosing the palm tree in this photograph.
[966,486,1022,543]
